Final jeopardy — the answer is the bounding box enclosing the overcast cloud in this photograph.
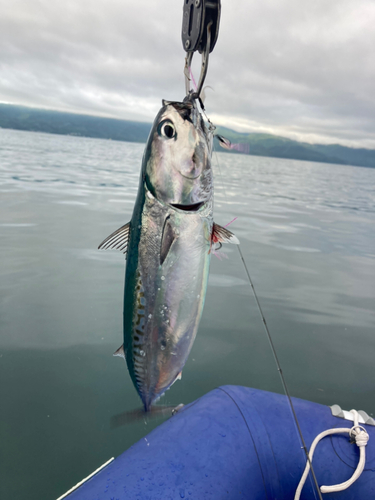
[1,0,374,148]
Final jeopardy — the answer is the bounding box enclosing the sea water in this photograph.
[1,128,374,499]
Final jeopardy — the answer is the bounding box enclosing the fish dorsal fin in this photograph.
[160,216,176,265]
[113,345,125,359]
[98,222,130,255]
[212,223,240,245]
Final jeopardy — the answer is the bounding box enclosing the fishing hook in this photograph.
[182,0,221,100]
[184,21,212,99]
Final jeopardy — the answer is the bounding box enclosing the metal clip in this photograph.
[181,0,221,99]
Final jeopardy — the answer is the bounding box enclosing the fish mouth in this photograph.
[171,202,204,212]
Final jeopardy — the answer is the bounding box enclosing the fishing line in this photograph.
[211,137,323,500]
[237,245,323,500]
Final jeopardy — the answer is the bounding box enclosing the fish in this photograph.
[99,97,239,411]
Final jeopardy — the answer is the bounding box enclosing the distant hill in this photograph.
[0,103,374,168]
[0,104,151,143]
[214,126,375,168]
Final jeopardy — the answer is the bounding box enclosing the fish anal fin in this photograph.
[212,222,240,245]
[113,345,125,359]
[160,217,176,265]
[98,222,130,255]
[170,371,182,388]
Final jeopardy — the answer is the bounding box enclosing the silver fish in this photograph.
[99,98,238,411]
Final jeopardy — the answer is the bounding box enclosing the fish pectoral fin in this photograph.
[113,345,125,359]
[160,217,176,265]
[212,222,240,245]
[98,222,130,255]
[215,134,232,150]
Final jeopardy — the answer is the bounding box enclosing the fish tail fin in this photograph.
[110,404,184,428]
[143,395,153,412]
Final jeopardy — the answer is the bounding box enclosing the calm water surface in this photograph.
[1,128,374,499]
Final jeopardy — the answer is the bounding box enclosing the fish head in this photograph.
[142,99,213,209]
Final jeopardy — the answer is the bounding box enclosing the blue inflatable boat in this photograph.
[59,386,375,499]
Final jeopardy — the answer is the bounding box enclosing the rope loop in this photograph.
[294,409,370,499]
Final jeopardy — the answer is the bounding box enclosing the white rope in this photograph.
[294,410,369,499]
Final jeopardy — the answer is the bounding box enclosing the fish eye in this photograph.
[159,120,176,139]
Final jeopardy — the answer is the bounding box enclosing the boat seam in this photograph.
[217,387,270,500]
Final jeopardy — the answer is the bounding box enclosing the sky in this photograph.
[1,0,375,148]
